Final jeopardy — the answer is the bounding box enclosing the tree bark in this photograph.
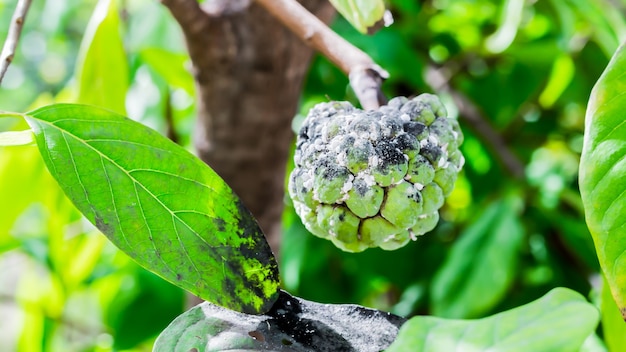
[162,0,334,253]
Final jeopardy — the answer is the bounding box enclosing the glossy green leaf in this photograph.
[580,42,626,320]
[5,104,279,314]
[387,287,599,352]
[329,0,386,34]
[601,274,626,351]
[75,0,129,114]
[430,196,524,318]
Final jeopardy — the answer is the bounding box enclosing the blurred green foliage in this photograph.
[0,0,624,350]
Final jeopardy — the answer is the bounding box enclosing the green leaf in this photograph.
[538,54,575,108]
[329,0,386,34]
[11,104,279,314]
[430,195,524,318]
[75,0,129,114]
[580,42,626,320]
[601,274,626,351]
[386,287,599,352]
[140,48,194,96]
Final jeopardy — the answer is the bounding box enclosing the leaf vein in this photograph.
[589,73,626,118]
[61,132,97,220]
[133,181,179,278]
[100,155,134,252]
[600,117,626,142]
[86,139,179,157]
[171,214,203,279]
[39,127,58,175]
[129,168,216,192]
[40,119,215,260]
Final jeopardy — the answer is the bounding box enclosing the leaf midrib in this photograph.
[35,116,223,286]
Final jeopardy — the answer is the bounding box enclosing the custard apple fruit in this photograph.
[289,94,464,252]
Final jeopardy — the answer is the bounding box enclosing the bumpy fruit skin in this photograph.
[289,94,464,252]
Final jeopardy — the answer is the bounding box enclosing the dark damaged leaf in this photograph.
[153,290,406,352]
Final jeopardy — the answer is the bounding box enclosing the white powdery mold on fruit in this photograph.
[358,172,377,187]
[313,139,325,151]
[294,202,312,219]
[288,94,464,252]
[336,150,348,167]
[341,174,355,194]
[301,170,314,190]
[312,188,321,202]
[328,135,343,150]
[369,154,380,168]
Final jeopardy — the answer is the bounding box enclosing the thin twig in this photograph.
[0,0,33,86]
[254,0,388,110]
[426,65,526,179]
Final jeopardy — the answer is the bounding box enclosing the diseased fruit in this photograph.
[289,94,464,252]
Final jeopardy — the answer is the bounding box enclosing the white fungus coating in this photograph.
[289,94,464,252]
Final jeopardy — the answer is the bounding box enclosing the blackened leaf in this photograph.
[154,290,406,352]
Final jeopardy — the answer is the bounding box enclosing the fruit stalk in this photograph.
[254,0,388,109]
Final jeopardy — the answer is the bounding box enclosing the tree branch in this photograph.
[426,65,526,179]
[254,0,388,110]
[0,0,32,86]
[160,0,209,38]
[160,0,336,260]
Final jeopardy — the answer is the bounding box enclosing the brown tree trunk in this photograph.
[162,0,334,254]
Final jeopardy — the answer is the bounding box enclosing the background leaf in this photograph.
[106,268,184,350]
[75,0,129,114]
[140,48,194,96]
[18,104,279,314]
[430,195,524,318]
[386,287,599,352]
[579,42,626,320]
[329,0,386,34]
